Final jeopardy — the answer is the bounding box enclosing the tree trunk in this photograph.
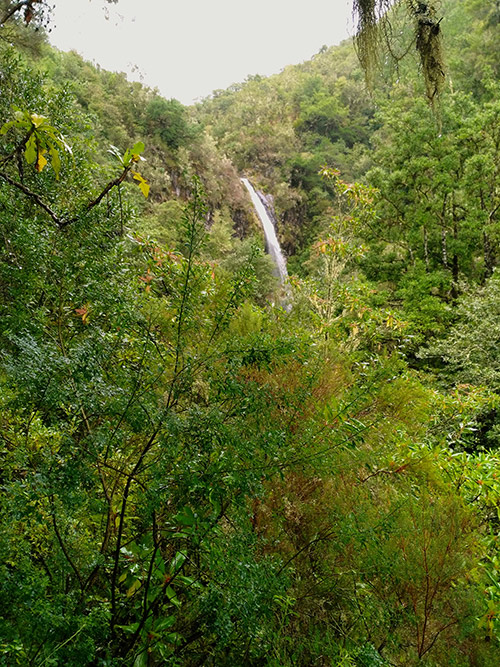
[441,229,448,269]
[483,230,495,279]
[423,225,429,272]
[451,218,459,300]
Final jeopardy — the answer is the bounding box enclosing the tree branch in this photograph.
[0,169,62,225]
[0,165,131,229]
[1,1,30,26]
[50,505,84,591]
[0,0,44,27]
[60,166,131,228]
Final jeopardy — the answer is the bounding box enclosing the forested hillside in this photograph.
[1,1,500,665]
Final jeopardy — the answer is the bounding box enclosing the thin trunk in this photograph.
[439,194,448,269]
[451,217,459,300]
[441,229,448,269]
[423,225,429,272]
[408,244,415,267]
[483,230,495,279]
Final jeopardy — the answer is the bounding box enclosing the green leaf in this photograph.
[24,135,36,164]
[126,578,141,597]
[133,650,148,667]
[485,569,500,591]
[115,622,140,635]
[122,148,132,167]
[164,632,183,645]
[0,120,18,135]
[173,506,196,526]
[176,575,200,588]
[131,141,144,155]
[169,550,187,575]
[154,552,166,576]
[166,585,181,608]
[49,146,61,179]
[154,615,176,633]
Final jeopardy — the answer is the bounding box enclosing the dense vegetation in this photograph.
[0,0,499,665]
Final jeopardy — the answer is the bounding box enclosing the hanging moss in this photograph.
[353,0,392,88]
[353,0,445,101]
[413,1,445,100]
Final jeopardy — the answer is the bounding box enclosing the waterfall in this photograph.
[241,178,288,285]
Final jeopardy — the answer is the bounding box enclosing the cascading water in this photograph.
[241,178,288,285]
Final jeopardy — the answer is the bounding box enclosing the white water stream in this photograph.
[241,178,288,285]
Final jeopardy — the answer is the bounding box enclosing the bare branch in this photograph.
[0,165,131,229]
[0,169,62,225]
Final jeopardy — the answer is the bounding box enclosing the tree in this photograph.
[423,271,500,393]
[361,81,500,346]
[143,96,196,150]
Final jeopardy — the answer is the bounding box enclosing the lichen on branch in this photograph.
[353,0,445,101]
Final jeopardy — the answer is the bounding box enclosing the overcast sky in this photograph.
[48,0,354,105]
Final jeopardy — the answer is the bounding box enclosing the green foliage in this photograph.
[0,108,71,178]
[1,4,500,665]
[422,271,500,391]
[135,199,185,247]
[143,96,198,150]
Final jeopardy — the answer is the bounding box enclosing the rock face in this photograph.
[281,203,308,256]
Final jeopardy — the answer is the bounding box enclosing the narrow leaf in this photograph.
[122,149,132,167]
[58,134,72,155]
[138,180,150,198]
[166,585,181,608]
[154,615,176,632]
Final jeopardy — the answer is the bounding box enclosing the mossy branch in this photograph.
[353,0,445,101]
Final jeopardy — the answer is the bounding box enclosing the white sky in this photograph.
[48,0,354,105]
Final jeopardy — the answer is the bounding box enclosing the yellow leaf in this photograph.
[131,170,150,198]
[30,113,47,128]
[138,180,150,198]
[36,150,47,172]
